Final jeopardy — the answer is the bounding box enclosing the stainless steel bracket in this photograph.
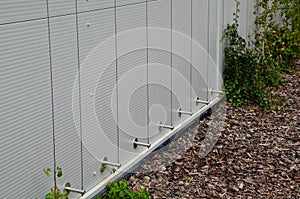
[101,157,121,168]
[133,138,151,149]
[158,121,174,131]
[177,108,193,117]
[196,97,210,105]
[210,89,224,94]
[64,182,86,195]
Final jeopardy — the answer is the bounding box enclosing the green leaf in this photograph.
[45,192,54,199]
[100,164,106,173]
[44,168,52,177]
[57,167,62,178]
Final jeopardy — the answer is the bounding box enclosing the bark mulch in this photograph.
[128,69,300,199]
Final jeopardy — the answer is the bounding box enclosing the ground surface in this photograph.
[129,69,300,199]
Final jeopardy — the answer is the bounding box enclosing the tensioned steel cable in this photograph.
[207,0,210,102]
[74,0,84,190]
[190,0,193,112]
[114,0,120,164]
[170,0,173,126]
[146,0,150,144]
[45,0,57,189]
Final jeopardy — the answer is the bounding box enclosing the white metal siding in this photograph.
[49,15,82,199]
[117,0,146,7]
[48,0,76,16]
[208,0,219,98]
[148,0,172,142]
[192,0,209,111]
[172,0,192,122]
[0,20,54,198]
[77,0,113,13]
[0,1,249,198]
[0,1,47,24]
[77,9,117,191]
[116,3,148,164]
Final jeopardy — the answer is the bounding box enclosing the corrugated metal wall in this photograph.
[0,0,254,198]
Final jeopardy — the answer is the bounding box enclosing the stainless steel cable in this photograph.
[74,0,84,190]
[45,0,57,189]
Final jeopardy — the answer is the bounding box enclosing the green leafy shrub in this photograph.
[97,180,150,199]
[223,0,299,109]
[223,0,270,108]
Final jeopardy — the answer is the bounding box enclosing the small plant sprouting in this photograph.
[43,167,68,199]
[100,164,107,173]
[186,177,193,182]
[97,180,150,199]
[111,168,117,174]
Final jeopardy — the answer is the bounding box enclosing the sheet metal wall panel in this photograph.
[0,20,54,198]
[77,9,117,190]
[238,1,248,38]
[48,0,76,17]
[117,0,146,7]
[172,0,192,122]
[77,0,113,13]
[148,0,172,141]
[116,3,148,164]
[223,0,236,31]
[218,0,225,82]
[191,0,209,111]
[0,1,47,24]
[217,0,224,90]
[208,0,219,99]
[209,0,218,65]
[49,15,82,199]
[247,0,256,42]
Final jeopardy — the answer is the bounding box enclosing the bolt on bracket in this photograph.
[64,182,86,195]
[133,138,151,149]
[177,108,193,117]
[158,121,174,131]
[101,157,121,168]
[210,89,224,94]
[196,97,210,105]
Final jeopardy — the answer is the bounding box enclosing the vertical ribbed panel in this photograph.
[208,0,219,98]
[223,0,236,28]
[116,3,148,164]
[48,0,76,16]
[172,0,192,122]
[0,20,54,198]
[49,15,82,199]
[209,0,218,64]
[191,0,209,110]
[192,0,209,50]
[77,0,113,13]
[247,0,256,42]
[0,1,47,24]
[148,0,172,142]
[0,1,229,197]
[117,0,146,7]
[218,0,225,79]
[238,0,248,38]
[77,9,117,191]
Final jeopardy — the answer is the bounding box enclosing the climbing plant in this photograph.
[223,0,299,109]
[43,167,68,199]
[97,180,150,199]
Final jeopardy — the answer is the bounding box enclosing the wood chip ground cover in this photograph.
[128,69,299,199]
